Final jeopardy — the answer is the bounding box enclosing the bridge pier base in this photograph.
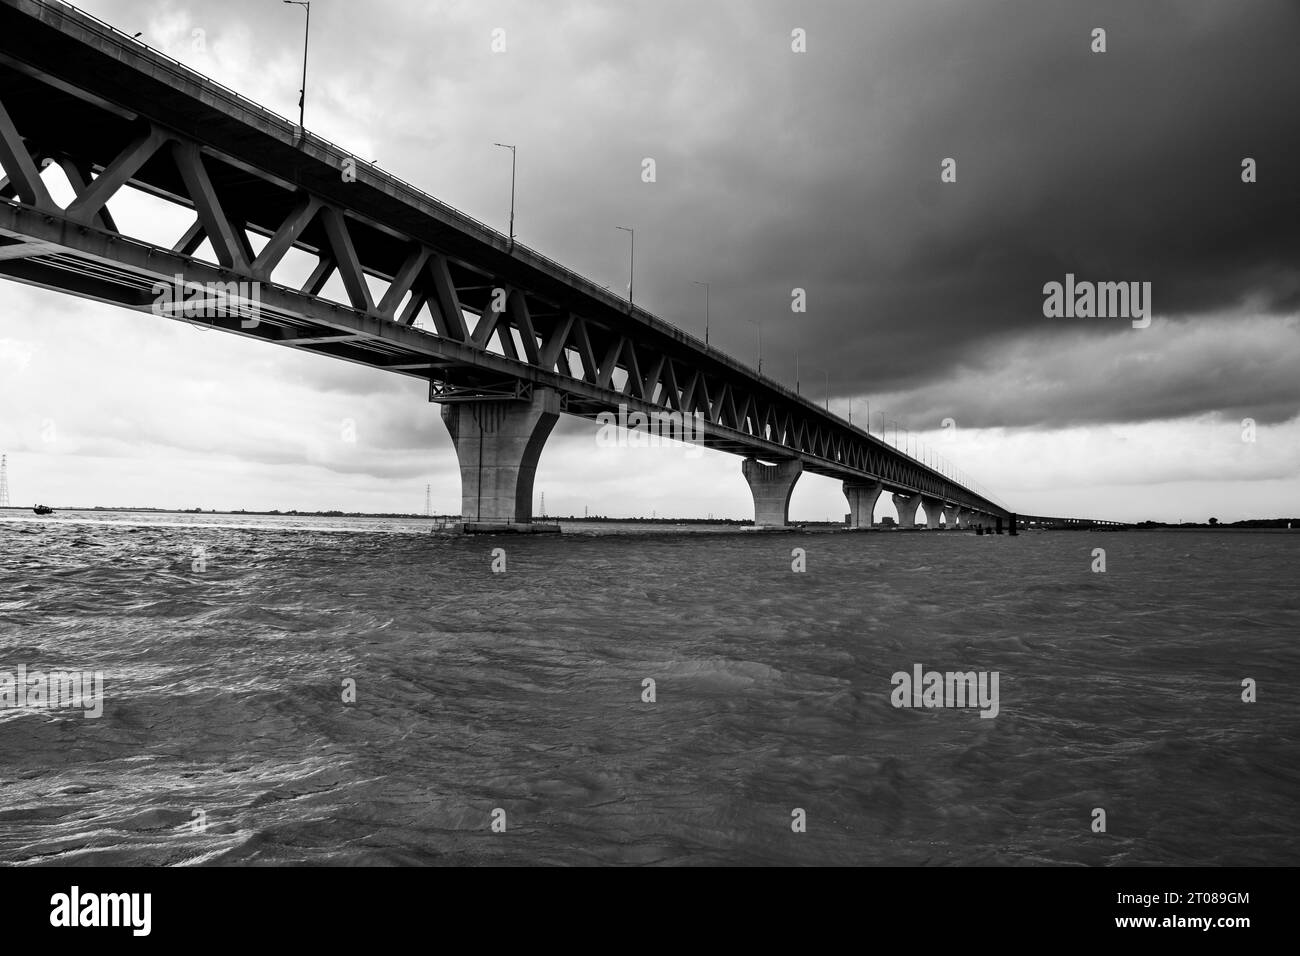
[944,504,961,529]
[743,458,802,528]
[892,492,921,529]
[921,495,945,529]
[843,480,884,529]
[440,387,559,529]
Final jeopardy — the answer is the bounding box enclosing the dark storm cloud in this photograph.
[614,0,1300,425]
[880,316,1300,431]
[392,0,1299,429]
[76,0,1300,436]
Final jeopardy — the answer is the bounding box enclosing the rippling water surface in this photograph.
[1,512,1296,866]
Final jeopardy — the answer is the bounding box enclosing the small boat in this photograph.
[33,504,54,515]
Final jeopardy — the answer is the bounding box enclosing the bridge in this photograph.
[0,0,1018,531]
[1019,516,1127,530]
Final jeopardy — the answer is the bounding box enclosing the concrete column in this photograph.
[921,495,944,529]
[743,458,802,528]
[943,504,961,529]
[892,492,921,529]
[842,480,884,529]
[441,387,560,528]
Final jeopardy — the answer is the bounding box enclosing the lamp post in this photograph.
[615,226,634,309]
[746,319,763,375]
[692,280,709,347]
[282,1,311,132]
[853,399,870,432]
[493,143,516,248]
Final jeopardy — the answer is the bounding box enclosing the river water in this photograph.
[1,512,1296,865]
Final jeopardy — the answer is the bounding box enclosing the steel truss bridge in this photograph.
[0,0,1034,529]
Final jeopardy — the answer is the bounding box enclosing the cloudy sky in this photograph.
[2,0,1298,522]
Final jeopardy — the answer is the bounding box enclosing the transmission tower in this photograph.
[0,455,9,507]
[425,483,431,517]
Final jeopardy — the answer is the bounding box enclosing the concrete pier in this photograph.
[892,492,921,529]
[843,480,884,529]
[921,495,945,529]
[441,388,559,529]
[743,458,802,528]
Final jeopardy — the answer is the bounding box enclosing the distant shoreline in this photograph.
[0,506,1294,530]
[0,506,752,525]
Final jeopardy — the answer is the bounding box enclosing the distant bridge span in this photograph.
[1021,516,1127,530]
[0,0,1016,530]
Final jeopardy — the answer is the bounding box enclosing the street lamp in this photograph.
[282,1,311,132]
[852,399,870,432]
[615,226,634,309]
[823,369,829,411]
[746,319,763,375]
[493,143,516,248]
[692,280,709,347]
